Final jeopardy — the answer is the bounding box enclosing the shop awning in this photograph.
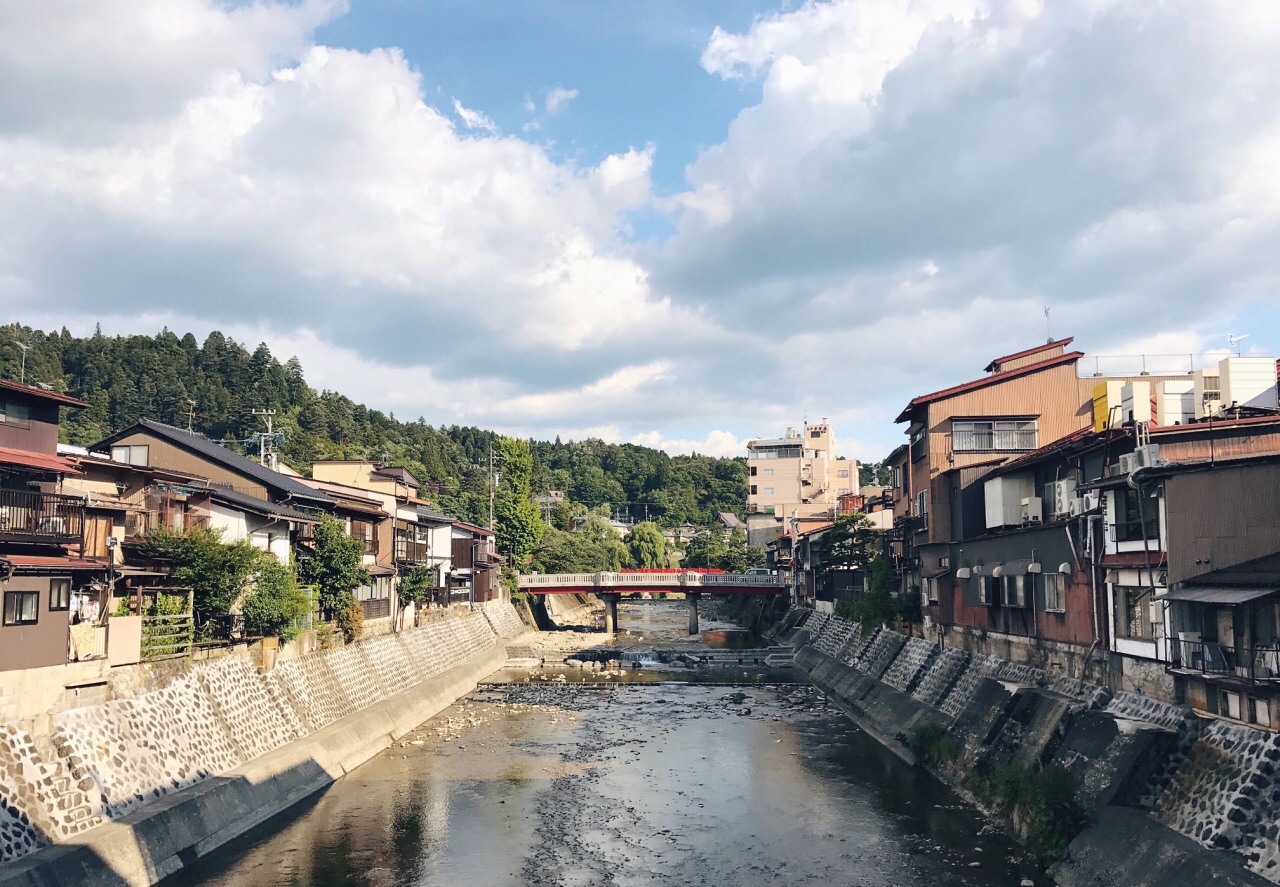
[1163,586,1279,605]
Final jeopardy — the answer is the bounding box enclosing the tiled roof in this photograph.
[208,487,319,523]
[895,351,1084,423]
[93,420,334,507]
[0,378,87,408]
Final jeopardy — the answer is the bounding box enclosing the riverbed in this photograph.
[175,604,1042,887]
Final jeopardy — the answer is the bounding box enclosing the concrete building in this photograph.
[745,421,857,543]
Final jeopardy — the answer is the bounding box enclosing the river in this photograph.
[175,603,1042,887]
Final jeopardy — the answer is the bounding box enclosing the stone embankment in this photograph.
[0,600,529,887]
[782,606,1280,887]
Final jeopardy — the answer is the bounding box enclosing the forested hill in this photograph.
[1,323,747,527]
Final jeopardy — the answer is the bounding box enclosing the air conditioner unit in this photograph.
[1067,497,1084,517]
[1051,479,1077,515]
[1134,444,1161,468]
[1081,492,1101,512]
[1116,453,1138,475]
[1021,496,1043,524]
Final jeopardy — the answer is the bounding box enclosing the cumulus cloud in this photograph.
[452,98,499,134]
[545,85,580,114]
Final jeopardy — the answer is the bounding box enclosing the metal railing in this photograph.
[952,428,1038,452]
[517,571,786,590]
[0,488,85,544]
[1171,638,1280,683]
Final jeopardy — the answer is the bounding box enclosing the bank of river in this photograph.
[175,604,1042,887]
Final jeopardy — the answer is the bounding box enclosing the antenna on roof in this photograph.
[1045,306,1053,344]
[1227,333,1249,355]
[184,399,196,432]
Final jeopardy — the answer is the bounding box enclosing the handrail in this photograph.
[516,571,786,589]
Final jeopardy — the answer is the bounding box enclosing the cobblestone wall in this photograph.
[797,612,1280,884]
[0,605,522,865]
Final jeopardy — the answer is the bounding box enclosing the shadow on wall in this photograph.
[0,601,527,882]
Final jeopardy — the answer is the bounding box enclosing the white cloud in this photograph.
[451,98,499,134]
[545,85,580,114]
[627,430,745,459]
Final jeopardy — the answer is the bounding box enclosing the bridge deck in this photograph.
[517,571,786,595]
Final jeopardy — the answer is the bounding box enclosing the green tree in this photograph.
[397,564,436,606]
[683,528,727,569]
[135,527,260,619]
[814,514,880,574]
[297,514,370,634]
[242,556,311,641]
[626,521,666,569]
[494,436,545,562]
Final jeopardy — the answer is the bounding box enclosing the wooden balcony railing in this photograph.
[0,488,85,546]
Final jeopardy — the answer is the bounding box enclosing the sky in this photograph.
[2,0,1279,462]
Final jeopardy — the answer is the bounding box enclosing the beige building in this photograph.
[745,421,857,541]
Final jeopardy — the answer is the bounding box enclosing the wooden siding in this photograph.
[110,432,269,499]
[0,397,60,455]
[1156,428,1280,463]
[1165,462,1280,585]
[913,361,1091,545]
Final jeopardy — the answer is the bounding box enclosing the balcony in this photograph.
[395,538,431,564]
[0,489,85,546]
[1170,638,1280,686]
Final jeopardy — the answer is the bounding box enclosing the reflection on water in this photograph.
[178,681,1040,887]
[702,628,757,649]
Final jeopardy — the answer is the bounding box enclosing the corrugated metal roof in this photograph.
[1163,586,1278,604]
[209,488,319,523]
[984,338,1074,372]
[0,378,88,408]
[0,445,82,474]
[896,351,1085,423]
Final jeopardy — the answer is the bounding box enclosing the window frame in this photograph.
[1043,573,1066,613]
[3,590,39,626]
[0,400,30,428]
[49,578,71,611]
[951,418,1038,453]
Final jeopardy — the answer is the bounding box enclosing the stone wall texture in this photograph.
[796,610,1280,885]
[0,605,522,866]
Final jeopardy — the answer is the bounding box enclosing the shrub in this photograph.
[334,591,364,643]
[987,763,1087,864]
[242,557,311,642]
[907,721,955,765]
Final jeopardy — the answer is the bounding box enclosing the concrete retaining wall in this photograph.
[0,601,528,885]
[791,611,1279,886]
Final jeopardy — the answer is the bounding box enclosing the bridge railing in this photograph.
[516,571,786,590]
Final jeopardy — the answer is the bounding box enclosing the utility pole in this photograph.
[252,409,277,470]
[488,439,499,532]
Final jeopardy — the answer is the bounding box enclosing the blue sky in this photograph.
[1,0,1278,462]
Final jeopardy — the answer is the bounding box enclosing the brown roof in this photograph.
[1,554,110,571]
[984,337,1074,372]
[895,351,1084,423]
[0,445,83,474]
[0,378,87,408]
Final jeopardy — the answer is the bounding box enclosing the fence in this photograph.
[1171,637,1280,684]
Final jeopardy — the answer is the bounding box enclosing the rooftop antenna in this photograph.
[1227,333,1249,355]
[1044,306,1053,343]
[10,339,28,384]
[183,399,197,432]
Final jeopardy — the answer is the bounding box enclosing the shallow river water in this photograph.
[177,604,1042,887]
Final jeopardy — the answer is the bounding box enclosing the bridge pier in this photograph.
[687,592,701,635]
[600,593,620,634]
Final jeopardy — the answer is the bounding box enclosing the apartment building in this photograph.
[745,421,857,544]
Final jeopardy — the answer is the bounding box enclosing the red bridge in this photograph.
[517,570,787,634]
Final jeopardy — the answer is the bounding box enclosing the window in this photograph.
[1005,575,1030,608]
[750,485,757,495]
[763,468,774,477]
[910,428,927,462]
[0,401,29,427]
[1114,585,1155,640]
[810,429,821,438]
[952,419,1037,452]
[3,591,38,626]
[1113,489,1159,543]
[892,467,902,490]
[749,466,757,476]
[837,469,849,478]
[763,487,774,495]
[1044,573,1066,613]
[111,444,150,466]
[915,490,928,516]
[49,578,71,611]
[974,576,991,605]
